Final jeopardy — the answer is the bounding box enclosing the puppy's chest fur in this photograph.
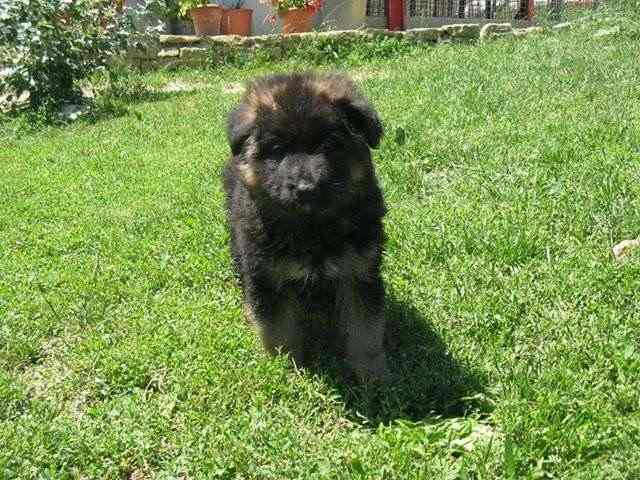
[267,245,374,287]
[259,216,380,288]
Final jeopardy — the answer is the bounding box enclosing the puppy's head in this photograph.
[227,73,383,214]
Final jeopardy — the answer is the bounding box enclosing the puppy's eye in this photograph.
[265,144,285,158]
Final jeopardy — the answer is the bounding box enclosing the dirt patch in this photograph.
[127,469,150,480]
[160,79,215,93]
[350,69,389,82]
[452,422,499,452]
[19,334,90,420]
[20,336,74,399]
[222,82,244,95]
[613,238,640,261]
[161,80,197,93]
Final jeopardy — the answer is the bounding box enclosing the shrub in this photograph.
[261,0,323,12]
[0,0,159,112]
[177,0,208,17]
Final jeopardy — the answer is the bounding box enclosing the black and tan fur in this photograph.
[223,72,389,382]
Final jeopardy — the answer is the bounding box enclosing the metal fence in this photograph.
[409,0,530,20]
[366,0,595,25]
[366,0,388,16]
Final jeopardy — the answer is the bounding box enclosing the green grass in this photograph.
[2,16,640,479]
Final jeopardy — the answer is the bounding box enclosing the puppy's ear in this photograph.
[227,104,255,155]
[337,97,384,149]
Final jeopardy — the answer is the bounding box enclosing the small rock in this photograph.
[252,34,281,48]
[441,23,481,40]
[480,23,513,40]
[222,82,244,95]
[159,34,205,46]
[80,86,95,99]
[0,89,30,112]
[158,48,180,58]
[405,27,441,42]
[127,38,161,59]
[236,36,257,47]
[207,34,245,47]
[179,47,208,60]
[552,22,572,31]
[513,26,545,37]
[317,29,373,41]
[593,25,620,38]
[613,239,640,261]
[60,103,89,121]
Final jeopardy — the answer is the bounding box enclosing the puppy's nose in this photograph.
[295,180,316,202]
[297,180,313,192]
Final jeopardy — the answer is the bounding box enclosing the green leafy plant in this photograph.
[0,0,160,112]
[178,0,216,17]
[259,0,323,13]
[145,0,181,19]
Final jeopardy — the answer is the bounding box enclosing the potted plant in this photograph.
[179,0,223,36]
[261,0,322,34]
[220,0,252,36]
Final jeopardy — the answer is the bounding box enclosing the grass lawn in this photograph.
[2,18,640,479]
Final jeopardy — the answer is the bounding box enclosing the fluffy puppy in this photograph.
[223,72,389,382]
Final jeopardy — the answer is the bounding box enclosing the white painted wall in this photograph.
[318,0,367,31]
[237,1,277,36]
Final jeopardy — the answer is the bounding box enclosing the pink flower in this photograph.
[306,0,323,13]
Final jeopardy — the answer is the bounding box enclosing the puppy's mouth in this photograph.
[290,196,319,213]
[283,184,325,211]
[297,201,315,213]
[278,190,324,215]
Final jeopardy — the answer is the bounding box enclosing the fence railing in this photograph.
[366,0,596,26]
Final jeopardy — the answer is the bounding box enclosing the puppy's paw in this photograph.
[348,351,392,384]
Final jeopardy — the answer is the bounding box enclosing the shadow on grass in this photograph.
[0,87,195,133]
[85,89,195,124]
[310,297,488,425]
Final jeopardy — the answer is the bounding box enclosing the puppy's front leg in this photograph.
[337,277,390,383]
[244,292,305,367]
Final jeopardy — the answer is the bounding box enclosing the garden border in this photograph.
[128,22,567,70]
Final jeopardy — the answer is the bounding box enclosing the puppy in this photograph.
[223,72,389,383]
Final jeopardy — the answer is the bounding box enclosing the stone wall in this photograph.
[128,23,546,70]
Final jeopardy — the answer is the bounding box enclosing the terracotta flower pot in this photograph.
[189,4,223,36]
[221,8,253,36]
[280,7,313,34]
